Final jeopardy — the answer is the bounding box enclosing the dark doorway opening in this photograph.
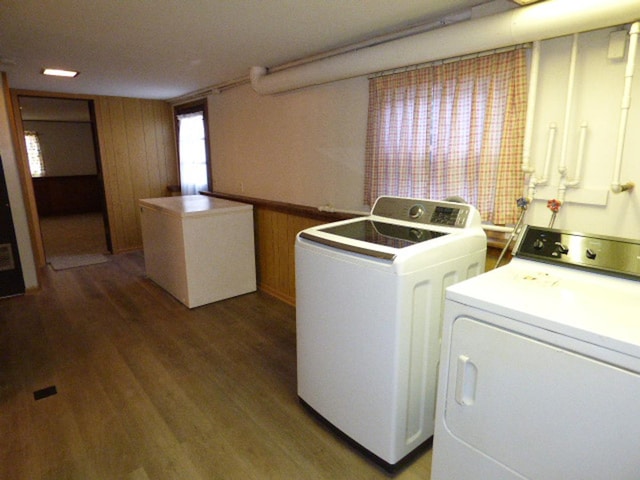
[17,96,111,261]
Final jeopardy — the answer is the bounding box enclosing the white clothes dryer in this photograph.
[432,225,640,480]
[295,196,486,469]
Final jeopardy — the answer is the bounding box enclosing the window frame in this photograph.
[174,100,212,193]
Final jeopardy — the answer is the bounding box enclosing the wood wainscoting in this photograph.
[94,95,178,253]
[32,175,103,217]
[205,192,509,306]
[205,193,354,306]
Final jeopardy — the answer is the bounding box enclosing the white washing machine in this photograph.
[295,196,486,469]
[432,225,640,480]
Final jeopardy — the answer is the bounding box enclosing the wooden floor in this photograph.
[39,213,109,259]
[0,252,432,479]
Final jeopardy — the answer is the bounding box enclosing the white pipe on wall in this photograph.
[565,122,588,187]
[611,21,639,194]
[251,0,640,95]
[558,33,580,176]
[527,123,556,200]
[558,122,588,203]
[541,124,557,185]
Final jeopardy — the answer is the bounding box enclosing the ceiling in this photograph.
[18,97,91,122]
[1,0,497,101]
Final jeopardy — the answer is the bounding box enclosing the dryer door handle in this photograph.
[454,354,478,406]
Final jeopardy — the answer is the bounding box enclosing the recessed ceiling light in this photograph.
[42,68,79,78]
[510,0,545,4]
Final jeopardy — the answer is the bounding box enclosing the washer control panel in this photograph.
[371,196,472,228]
[515,225,640,279]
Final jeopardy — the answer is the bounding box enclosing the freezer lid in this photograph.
[139,195,252,218]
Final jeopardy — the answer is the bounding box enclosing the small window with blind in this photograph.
[24,130,46,177]
[364,48,528,225]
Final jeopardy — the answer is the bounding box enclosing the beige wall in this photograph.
[208,25,640,240]
[23,120,97,176]
[208,77,370,213]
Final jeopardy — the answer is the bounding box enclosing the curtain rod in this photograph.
[368,43,531,79]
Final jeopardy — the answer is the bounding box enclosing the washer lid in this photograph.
[319,218,448,248]
[299,217,455,260]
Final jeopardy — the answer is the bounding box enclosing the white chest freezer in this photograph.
[139,195,256,308]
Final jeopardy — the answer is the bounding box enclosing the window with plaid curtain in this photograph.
[364,49,527,225]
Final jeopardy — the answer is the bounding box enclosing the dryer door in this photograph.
[441,316,640,480]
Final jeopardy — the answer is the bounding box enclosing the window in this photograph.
[175,101,211,195]
[24,130,45,177]
[364,49,527,225]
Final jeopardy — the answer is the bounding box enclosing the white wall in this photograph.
[525,27,640,239]
[208,76,370,213]
[0,74,38,289]
[208,24,640,240]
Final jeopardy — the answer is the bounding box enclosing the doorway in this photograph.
[16,95,111,262]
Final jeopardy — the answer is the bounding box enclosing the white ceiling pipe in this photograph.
[251,0,640,95]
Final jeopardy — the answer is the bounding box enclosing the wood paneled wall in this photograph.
[255,207,324,305]
[209,192,510,306]
[11,90,178,266]
[94,96,177,252]
[32,175,103,216]
[255,207,508,305]
[205,193,349,306]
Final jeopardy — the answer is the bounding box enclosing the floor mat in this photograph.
[49,254,109,271]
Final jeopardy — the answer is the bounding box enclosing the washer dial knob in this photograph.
[409,204,424,219]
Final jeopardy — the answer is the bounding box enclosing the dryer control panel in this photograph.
[515,225,640,280]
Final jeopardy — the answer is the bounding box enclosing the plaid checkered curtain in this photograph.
[364,49,527,224]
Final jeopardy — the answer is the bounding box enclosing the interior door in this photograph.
[443,316,640,480]
[0,156,25,298]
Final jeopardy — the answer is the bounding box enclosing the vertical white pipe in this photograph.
[559,33,580,176]
[566,122,588,187]
[540,123,557,183]
[522,41,541,174]
[527,123,557,200]
[527,176,537,202]
[611,21,639,193]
